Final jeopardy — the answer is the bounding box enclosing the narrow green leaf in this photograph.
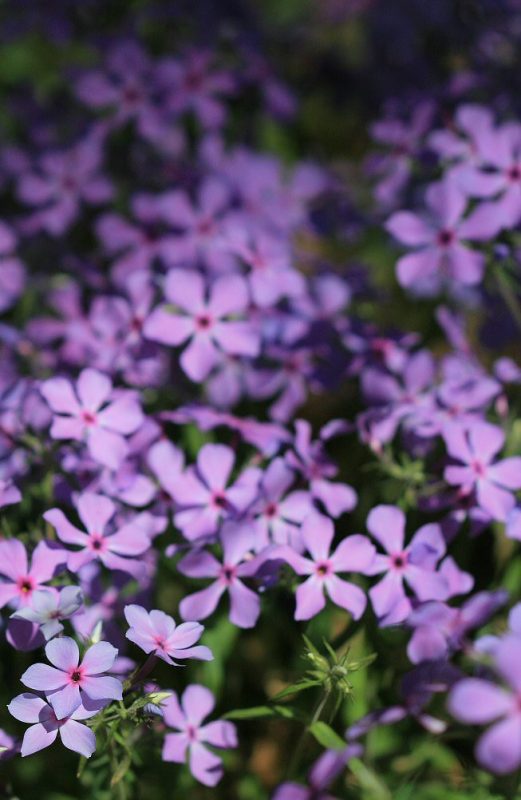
[308,721,346,750]
[271,679,322,700]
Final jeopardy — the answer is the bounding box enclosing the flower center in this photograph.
[315,561,332,577]
[195,313,213,331]
[68,666,84,684]
[212,491,227,509]
[89,534,105,552]
[391,552,408,570]
[17,576,34,594]
[81,410,97,426]
[220,565,236,584]
[264,502,278,518]
[437,228,455,247]
[508,164,521,181]
[471,459,487,477]
[186,724,198,741]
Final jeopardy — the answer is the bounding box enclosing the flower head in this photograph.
[124,604,213,665]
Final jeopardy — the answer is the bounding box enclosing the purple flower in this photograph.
[0,540,64,610]
[279,512,375,621]
[161,684,237,786]
[449,635,521,774]
[273,747,358,800]
[249,457,313,550]
[8,692,100,758]
[143,269,260,382]
[0,221,25,313]
[20,637,122,720]
[386,179,489,292]
[17,136,112,236]
[172,443,260,541]
[443,422,521,521]
[0,478,21,509]
[178,522,265,629]
[11,586,84,641]
[44,492,151,577]
[286,420,357,517]
[406,590,507,663]
[365,505,452,625]
[124,604,213,664]
[41,368,144,469]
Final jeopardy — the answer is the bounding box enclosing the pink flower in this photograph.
[0,540,64,610]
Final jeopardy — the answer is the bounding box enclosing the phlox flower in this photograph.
[44,492,152,577]
[172,443,260,541]
[124,604,213,664]
[8,692,102,758]
[443,422,521,521]
[0,539,64,610]
[41,367,144,469]
[11,586,84,641]
[364,505,459,626]
[21,637,122,720]
[449,635,521,774]
[278,512,375,621]
[143,269,260,383]
[178,522,266,629]
[162,684,237,786]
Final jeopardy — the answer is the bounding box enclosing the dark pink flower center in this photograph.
[186,724,198,741]
[17,576,35,595]
[391,552,408,570]
[89,534,106,552]
[508,164,521,182]
[315,560,332,578]
[195,313,213,331]
[220,564,236,584]
[264,502,278,518]
[471,459,487,477]
[131,316,143,333]
[197,217,215,235]
[81,410,97,426]
[123,85,142,105]
[212,491,227,509]
[437,228,455,247]
[61,176,77,192]
[68,666,84,685]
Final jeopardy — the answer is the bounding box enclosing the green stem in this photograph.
[495,268,521,333]
[286,688,332,779]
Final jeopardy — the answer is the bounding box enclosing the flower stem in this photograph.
[286,688,332,779]
[125,653,158,694]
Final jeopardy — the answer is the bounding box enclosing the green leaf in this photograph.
[348,757,392,800]
[110,754,132,787]
[308,721,346,750]
[224,704,301,721]
[271,679,323,700]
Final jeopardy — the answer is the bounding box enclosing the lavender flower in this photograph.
[124,604,213,664]
[161,684,237,786]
